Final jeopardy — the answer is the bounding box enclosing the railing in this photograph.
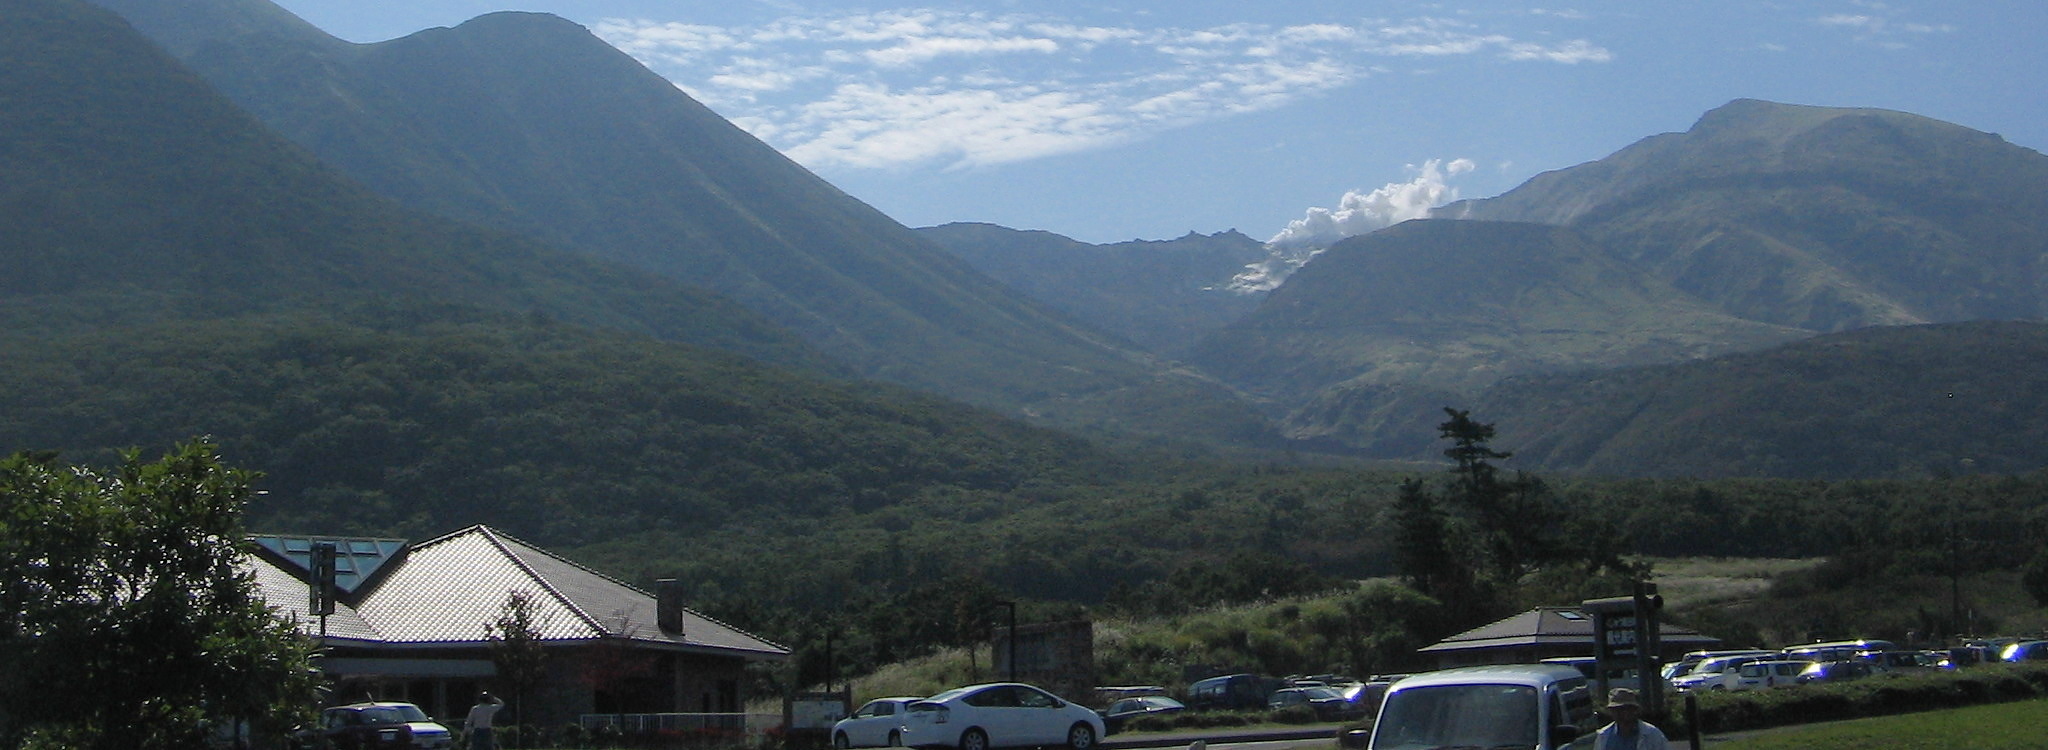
[577,712,780,738]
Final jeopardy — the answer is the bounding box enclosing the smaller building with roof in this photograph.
[1419,607,1721,669]
[246,525,788,726]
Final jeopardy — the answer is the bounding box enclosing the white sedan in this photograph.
[901,683,1105,750]
[835,697,923,748]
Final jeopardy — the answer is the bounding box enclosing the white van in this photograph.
[1367,665,1596,750]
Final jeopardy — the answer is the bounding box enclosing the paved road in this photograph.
[1102,726,1339,750]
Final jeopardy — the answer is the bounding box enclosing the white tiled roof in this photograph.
[246,555,381,642]
[245,525,787,658]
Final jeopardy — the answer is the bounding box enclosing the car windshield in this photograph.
[1370,684,1538,750]
[1303,687,1344,699]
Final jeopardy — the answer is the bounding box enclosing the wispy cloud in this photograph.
[594,10,1611,171]
[1815,3,1957,47]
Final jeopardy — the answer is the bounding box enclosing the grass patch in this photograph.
[1714,697,2048,749]
[1647,556,1820,609]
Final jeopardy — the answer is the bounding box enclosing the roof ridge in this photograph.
[471,526,608,638]
[477,526,789,652]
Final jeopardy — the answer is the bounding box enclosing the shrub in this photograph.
[1268,705,1319,725]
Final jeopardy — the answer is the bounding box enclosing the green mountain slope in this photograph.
[0,0,823,369]
[1474,321,2048,478]
[1454,99,2048,331]
[86,0,1214,418]
[0,312,1123,546]
[917,223,1270,356]
[1184,220,1805,424]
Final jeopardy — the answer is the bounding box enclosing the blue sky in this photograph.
[267,0,2048,244]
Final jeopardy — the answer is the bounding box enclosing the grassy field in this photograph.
[1647,557,1819,609]
[1708,697,2048,749]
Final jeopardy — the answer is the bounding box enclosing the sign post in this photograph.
[1583,581,1665,717]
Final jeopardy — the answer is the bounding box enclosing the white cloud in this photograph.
[1267,158,1476,248]
[1816,6,1957,45]
[594,11,1610,172]
[1235,158,1476,292]
[864,36,1060,68]
[1506,39,1613,64]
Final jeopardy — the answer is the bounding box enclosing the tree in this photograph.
[2022,550,2048,607]
[0,442,320,750]
[487,589,551,745]
[1436,408,1577,585]
[1390,478,1468,600]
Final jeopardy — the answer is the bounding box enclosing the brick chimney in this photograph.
[656,578,686,636]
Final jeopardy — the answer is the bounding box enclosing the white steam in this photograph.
[1230,158,1475,292]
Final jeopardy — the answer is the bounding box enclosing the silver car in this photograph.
[835,697,922,748]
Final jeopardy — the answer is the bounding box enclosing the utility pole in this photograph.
[995,602,1017,682]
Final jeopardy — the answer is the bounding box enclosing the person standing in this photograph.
[465,692,505,750]
[1592,688,1668,750]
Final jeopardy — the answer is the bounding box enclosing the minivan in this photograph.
[1367,665,1595,750]
[1185,674,1283,712]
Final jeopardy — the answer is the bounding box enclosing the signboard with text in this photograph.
[1583,582,1664,716]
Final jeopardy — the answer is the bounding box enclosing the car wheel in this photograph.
[835,732,852,749]
[959,728,989,750]
[889,730,902,747]
[1067,723,1097,750]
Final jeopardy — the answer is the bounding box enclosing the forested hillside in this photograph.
[1474,321,2048,478]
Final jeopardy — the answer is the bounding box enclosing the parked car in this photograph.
[300,702,453,750]
[1267,686,1361,721]
[1097,696,1184,734]
[1185,673,1283,712]
[1797,660,1875,684]
[1340,679,1393,718]
[1672,654,1774,692]
[1730,660,1809,691]
[1539,656,1651,695]
[1366,665,1595,750]
[1860,650,1944,673]
[901,683,1105,750]
[1782,639,1895,664]
[835,697,923,748]
[2001,640,2048,662]
[1664,650,1774,681]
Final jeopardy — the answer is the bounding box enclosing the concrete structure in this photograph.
[246,525,788,726]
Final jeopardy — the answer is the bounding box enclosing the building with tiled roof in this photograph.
[246,525,788,725]
[1418,606,1720,669]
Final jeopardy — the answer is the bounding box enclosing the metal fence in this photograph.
[577,712,780,738]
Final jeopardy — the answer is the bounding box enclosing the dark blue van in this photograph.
[1185,674,1282,712]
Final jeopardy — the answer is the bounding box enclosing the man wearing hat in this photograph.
[1593,688,1668,750]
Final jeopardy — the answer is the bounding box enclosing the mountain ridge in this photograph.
[87,0,1255,426]
[916,222,1270,355]
[1447,99,2048,332]
[2,0,825,371]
